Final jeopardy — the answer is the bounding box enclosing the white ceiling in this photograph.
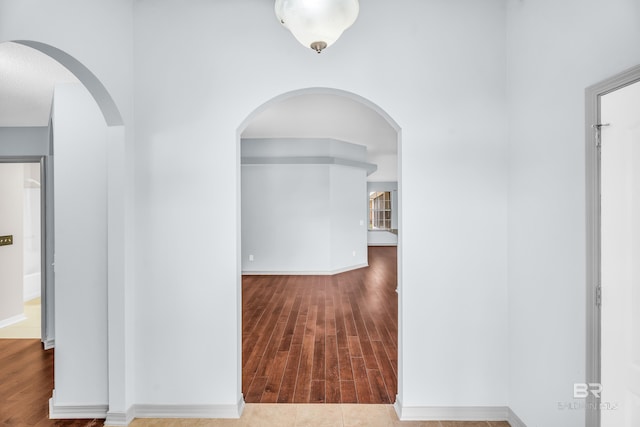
[242,93,398,181]
[242,94,397,156]
[0,42,79,127]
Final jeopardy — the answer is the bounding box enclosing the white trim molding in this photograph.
[242,263,369,276]
[237,396,246,417]
[133,402,244,420]
[49,391,108,419]
[507,407,528,427]
[104,407,135,427]
[241,155,378,176]
[393,396,403,419]
[23,290,41,302]
[94,397,244,427]
[0,313,27,329]
[395,403,514,422]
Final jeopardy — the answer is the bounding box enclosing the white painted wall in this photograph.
[506,0,640,425]
[0,162,42,318]
[2,0,510,419]
[23,162,41,301]
[242,138,369,274]
[0,1,134,127]
[242,164,332,273]
[133,0,508,411]
[329,165,368,272]
[0,127,49,155]
[0,163,25,327]
[367,153,397,183]
[2,1,639,423]
[51,82,108,407]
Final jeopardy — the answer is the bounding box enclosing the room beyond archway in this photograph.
[238,88,402,404]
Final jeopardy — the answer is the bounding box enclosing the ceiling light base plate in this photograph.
[310,41,328,53]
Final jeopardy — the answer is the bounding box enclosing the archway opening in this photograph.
[0,39,126,424]
[237,88,402,405]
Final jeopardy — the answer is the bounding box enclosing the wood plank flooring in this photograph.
[242,246,398,404]
[0,339,104,426]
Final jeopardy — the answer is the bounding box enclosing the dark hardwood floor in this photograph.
[242,246,398,404]
[0,247,396,426]
[0,339,104,427]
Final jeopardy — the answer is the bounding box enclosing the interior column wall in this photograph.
[329,165,368,272]
[51,82,109,408]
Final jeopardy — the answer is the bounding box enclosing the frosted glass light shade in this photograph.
[275,0,359,53]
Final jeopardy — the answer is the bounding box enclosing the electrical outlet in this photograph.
[0,235,13,246]
[249,254,254,262]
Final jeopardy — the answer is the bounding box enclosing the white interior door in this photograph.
[601,79,640,426]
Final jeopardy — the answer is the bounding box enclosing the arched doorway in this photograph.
[237,88,402,405]
[0,40,128,423]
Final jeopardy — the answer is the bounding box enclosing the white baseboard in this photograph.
[104,410,133,426]
[242,263,368,276]
[24,291,41,302]
[104,406,135,427]
[394,395,403,419]
[126,396,243,426]
[394,401,527,426]
[329,263,369,274]
[53,395,524,427]
[54,394,244,427]
[397,403,510,421]
[0,313,26,329]
[43,337,55,350]
[133,403,243,419]
[49,391,109,419]
[237,395,245,416]
[508,407,527,427]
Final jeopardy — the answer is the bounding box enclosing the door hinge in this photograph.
[596,285,602,308]
[592,123,610,149]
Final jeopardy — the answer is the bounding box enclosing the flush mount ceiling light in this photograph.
[275,0,359,53]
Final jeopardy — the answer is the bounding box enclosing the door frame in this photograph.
[585,64,640,427]
[0,155,53,348]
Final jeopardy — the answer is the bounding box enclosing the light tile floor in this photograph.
[128,404,511,427]
[0,298,41,339]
